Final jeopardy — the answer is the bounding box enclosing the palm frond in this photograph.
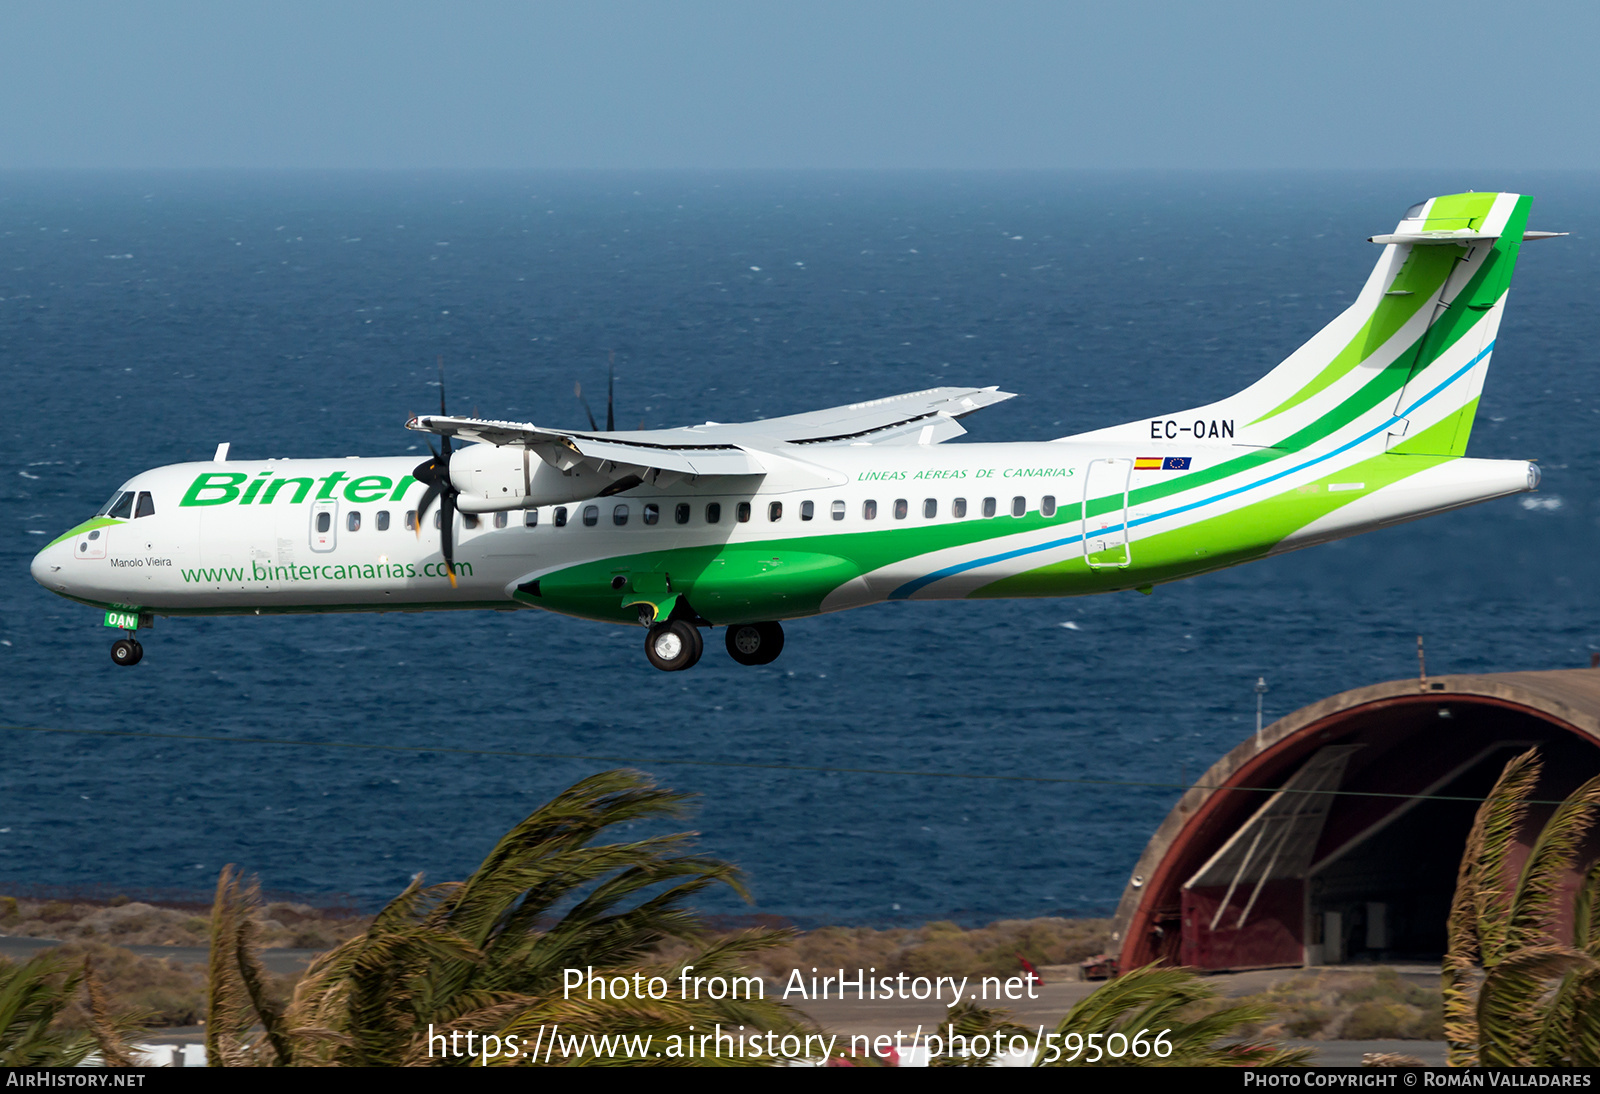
[1445,748,1542,1065]
[81,959,142,1067]
[1509,774,1600,950]
[1470,749,1542,964]
[1039,962,1311,1067]
[205,865,259,1066]
[1476,945,1587,1066]
[244,769,812,1066]
[0,955,94,1067]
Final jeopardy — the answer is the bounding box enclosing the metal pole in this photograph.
[1255,676,1268,748]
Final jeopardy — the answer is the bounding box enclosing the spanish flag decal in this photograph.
[1135,456,1191,470]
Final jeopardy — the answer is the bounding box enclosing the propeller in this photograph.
[574,380,599,431]
[606,350,615,431]
[413,357,459,589]
[575,351,621,433]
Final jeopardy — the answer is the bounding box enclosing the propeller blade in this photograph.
[414,482,440,536]
[436,357,452,454]
[606,351,615,432]
[575,381,598,431]
[440,493,458,589]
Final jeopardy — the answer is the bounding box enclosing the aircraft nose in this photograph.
[31,538,68,591]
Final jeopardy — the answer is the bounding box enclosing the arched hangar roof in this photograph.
[1111,669,1600,971]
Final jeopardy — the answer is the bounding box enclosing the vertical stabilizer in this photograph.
[1068,192,1538,461]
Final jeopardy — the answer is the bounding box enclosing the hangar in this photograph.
[1109,668,1600,971]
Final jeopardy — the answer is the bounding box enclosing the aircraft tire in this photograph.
[111,638,141,667]
[724,621,784,666]
[645,620,703,672]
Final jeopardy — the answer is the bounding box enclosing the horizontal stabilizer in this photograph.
[1370,229,1566,245]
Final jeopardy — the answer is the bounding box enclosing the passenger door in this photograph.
[310,499,338,553]
[1082,458,1132,569]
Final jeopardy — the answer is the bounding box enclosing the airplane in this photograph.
[31,191,1560,672]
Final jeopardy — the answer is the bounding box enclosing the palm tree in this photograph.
[1035,962,1312,1067]
[1443,748,1600,1066]
[0,954,95,1066]
[208,769,815,1066]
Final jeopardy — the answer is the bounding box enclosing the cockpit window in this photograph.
[106,492,135,519]
[135,492,155,519]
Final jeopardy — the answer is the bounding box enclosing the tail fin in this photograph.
[1073,192,1539,458]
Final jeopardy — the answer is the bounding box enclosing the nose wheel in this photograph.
[110,637,144,667]
[644,620,703,672]
[724,621,784,666]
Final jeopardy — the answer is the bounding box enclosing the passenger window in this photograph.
[923,498,937,519]
[377,510,390,531]
[769,501,782,521]
[525,508,539,527]
[317,512,332,533]
[494,511,508,529]
[433,511,442,530]
[706,502,721,523]
[405,510,417,531]
[554,506,568,528]
[346,511,361,532]
[613,504,629,526]
[1012,496,1026,517]
[982,497,997,518]
[863,499,878,520]
[583,505,599,527]
[953,497,967,518]
[801,500,814,521]
[464,514,480,529]
[643,503,659,525]
[108,492,134,519]
[135,492,155,519]
[736,502,751,522]
[674,503,690,524]
[831,500,845,521]
[893,499,908,520]
[1042,495,1056,518]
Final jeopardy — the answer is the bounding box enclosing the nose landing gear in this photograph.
[644,620,704,672]
[110,637,144,666]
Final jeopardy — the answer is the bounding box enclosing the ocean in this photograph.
[3,170,1597,924]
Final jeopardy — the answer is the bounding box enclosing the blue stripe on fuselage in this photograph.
[887,341,1495,599]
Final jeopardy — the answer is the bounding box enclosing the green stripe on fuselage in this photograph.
[975,449,1454,599]
[44,517,123,550]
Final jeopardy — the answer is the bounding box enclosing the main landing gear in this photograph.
[724,621,784,666]
[642,619,787,671]
[110,637,144,666]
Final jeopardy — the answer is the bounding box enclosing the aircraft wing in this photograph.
[408,385,1014,476]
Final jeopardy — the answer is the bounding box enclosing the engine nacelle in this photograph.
[450,443,629,513]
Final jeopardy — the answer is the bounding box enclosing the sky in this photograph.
[1,0,1597,170]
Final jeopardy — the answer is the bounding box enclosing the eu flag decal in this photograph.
[1135,456,1192,471]
[1162,456,1191,470]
